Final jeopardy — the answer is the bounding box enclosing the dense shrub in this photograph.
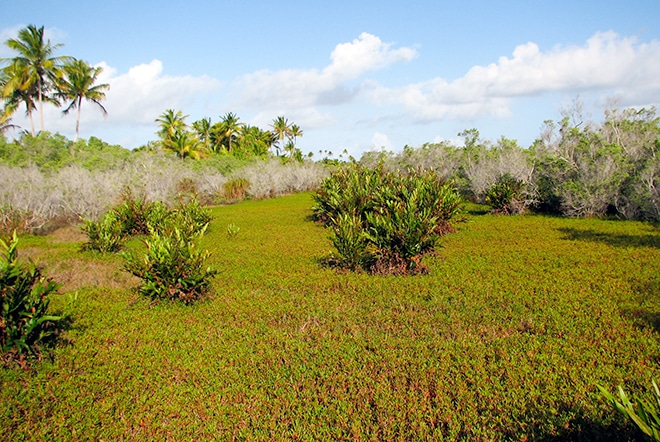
[313,164,463,274]
[80,211,124,253]
[123,225,217,304]
[485,173,529,215]
[1,232,63,362]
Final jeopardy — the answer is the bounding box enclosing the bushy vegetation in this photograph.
[361,104,660,221]
[80,191,217,303]
[313,163,463,274]
[0,133,328,235]
[123,224,217,304]
[1,232,64,364]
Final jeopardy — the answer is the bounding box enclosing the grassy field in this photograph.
[2,192,660,441]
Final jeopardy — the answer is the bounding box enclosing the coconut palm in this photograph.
[57,59,109,142]
[163,130,207,160]
[1,25,71,133]
[271,116,292,157]
[155,109,188,147]
[289,123,304,158]
[1,61,38,134]
[212,112,243,153]
[192,117,212,150]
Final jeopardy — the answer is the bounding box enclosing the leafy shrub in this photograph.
[111,187,158,237]
[328,213,372,271]
[485,173,528,215]
[123,225,218,304]
[80,212,124,253]
[314,164,463,274]
[146,198,212,241]
[599,381,660,440]
[1,232,63,362]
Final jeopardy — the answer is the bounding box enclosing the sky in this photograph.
[1,0,660,158]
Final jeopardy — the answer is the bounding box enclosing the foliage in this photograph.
[80,211,124,253]
[485,173,528,215]
[314,164,463,274]
[599,381,660,440]
[111,187,159,237]
[123,224,217,304]
[0,231,62,361]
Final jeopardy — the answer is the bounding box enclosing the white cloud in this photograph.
[370,31,660,121]
[232,32,417,110]
[371,132,393,150]
[101,59,221,125]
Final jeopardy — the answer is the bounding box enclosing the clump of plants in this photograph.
[1,232,64,364]
[81,186,213,253]
[312,163,463,274]
[599,381,660,440]
[485,173,529,215]
[123,223,217,304]
[80,211,124,253]
[116,196,217,304]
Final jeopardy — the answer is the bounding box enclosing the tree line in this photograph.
[150,110,305,161]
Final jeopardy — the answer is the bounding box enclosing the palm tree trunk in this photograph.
[74,98,82,142]
[38,87,44,132]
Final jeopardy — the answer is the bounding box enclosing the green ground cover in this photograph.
[2,193,660,440]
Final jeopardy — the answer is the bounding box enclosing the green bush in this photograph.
[123,225,218,304]
[314,164,463,274]
[599,381,660,440]
[485,173,528,215]
[1,232,63,361]
[111,187,158,237]
[80,212,125,253]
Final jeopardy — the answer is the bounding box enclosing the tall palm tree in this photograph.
[271,116,292,157]
[192,117,212,150]
[217,112,243,153]
[57,59,109,142]
[289,124,304,158]
[2,25,71,133]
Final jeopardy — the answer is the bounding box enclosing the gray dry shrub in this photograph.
[236,159,328,199]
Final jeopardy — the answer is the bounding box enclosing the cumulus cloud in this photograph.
[371,132,394,150]
[99,59,220,124]
[370,31,660,121]
[232,32,417,110]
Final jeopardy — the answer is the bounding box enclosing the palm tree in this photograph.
[271,116,292,157]
[289,124,303,158]
[192,117,212,150]
[238,125,272,157]
[155,109,188,148]
[1,61,37,134]
[57,59,109,142]
[216,112,243,153]
[1,25,71,133]
[163,131,207,160]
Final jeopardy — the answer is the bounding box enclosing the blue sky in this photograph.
[2,0,659,157]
